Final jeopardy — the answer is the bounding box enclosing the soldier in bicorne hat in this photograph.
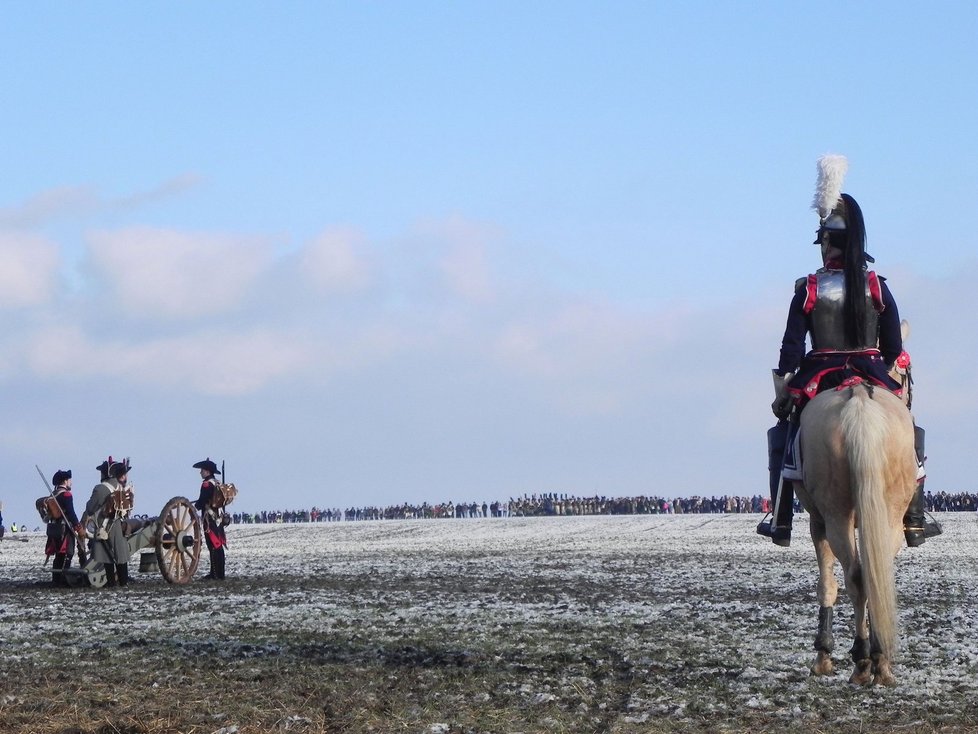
[758,155,941,548]
[45,469,83,586]
[85,457,133,587]
[193,458,227,580]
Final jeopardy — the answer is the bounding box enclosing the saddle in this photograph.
[783,377,924,482]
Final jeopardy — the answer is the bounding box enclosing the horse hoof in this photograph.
[874,663,897,687]
[810,653,834,676]
[811,662,834,676]
[849,660,874,686]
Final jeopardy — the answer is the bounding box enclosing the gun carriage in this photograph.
[66,495,203,588]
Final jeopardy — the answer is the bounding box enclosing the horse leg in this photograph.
[828,527,874,686]
[850,634,873,686]
[872,648,897,687]
[846,560,876,686]
[870,524,907,687]
[810,518,837,676]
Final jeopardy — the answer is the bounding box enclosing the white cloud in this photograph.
[26,325,309,396]
[0,186,100,228]
[406,217,498,303]
[0,231,61,308]
[439,240,493,302]
[0,176,201,227]
[490,300,665,414]
[300,227,372,293]
[86,227,276,319]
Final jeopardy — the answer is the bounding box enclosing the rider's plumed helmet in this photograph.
[811,154,871,264]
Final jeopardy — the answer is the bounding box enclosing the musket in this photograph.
[35,465,88,567]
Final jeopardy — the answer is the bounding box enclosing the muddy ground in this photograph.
[1,513,977,733]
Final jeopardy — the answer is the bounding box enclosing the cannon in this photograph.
[64,496,203,588]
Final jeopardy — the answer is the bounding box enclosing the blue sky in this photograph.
[1,2,976,525]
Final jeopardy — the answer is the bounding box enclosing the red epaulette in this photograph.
[867,271,884,312]
[803,274,818,314]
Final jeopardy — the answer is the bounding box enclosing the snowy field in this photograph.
[1,513,978,733]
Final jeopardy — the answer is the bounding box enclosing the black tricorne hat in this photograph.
[109,458,131,479]
[52,469,72,486]
[193,458,221,475]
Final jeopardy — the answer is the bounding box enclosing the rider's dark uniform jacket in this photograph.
[777,264,903,406]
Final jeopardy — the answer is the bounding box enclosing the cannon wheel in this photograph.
[156,496,202,584]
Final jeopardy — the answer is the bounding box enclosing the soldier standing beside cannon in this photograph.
[43,469,85,585]
[193,458,228,581]
[85,458,133,587]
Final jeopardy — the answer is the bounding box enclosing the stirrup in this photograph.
[904,516,942,548]
[756,515,791,546]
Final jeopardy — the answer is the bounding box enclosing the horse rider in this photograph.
[193,458,228,581]
[85,457,133,587]
[44,469,84,586]
[757,155,942,548]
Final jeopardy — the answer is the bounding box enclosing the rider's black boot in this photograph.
[104,562,118,588]
[757,420,793,546]
[116,563,129,587]
[904,426,942,547]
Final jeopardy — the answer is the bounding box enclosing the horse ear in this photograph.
[900,319,911,342]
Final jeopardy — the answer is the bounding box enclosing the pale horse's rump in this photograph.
[793,382,917,686]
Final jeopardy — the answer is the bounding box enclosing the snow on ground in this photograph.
[2,512,977,730]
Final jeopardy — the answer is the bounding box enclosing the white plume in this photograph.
[811,154,848,219]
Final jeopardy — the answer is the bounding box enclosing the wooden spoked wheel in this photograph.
[156,496,202,584]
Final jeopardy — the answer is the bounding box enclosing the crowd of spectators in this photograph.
[230,490,973,524]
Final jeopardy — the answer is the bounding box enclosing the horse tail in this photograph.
[841,385,898,660]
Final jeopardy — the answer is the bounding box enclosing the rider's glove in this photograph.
[772,395,793,421]
[771,369,794,420]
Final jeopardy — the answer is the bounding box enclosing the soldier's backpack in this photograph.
[36,496,63,523]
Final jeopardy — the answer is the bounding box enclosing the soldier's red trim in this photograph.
[803,274,819,314]
[867,271,884,312]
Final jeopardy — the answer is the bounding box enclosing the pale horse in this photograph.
[792,328,918,686]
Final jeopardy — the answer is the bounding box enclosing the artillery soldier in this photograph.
[759,155,941,548]
[193,458,228,581]
[85,458,133,587]
[44,469,84,586]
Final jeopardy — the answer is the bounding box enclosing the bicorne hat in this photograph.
[109,458,131,479]
[193,458,221,475]
[52,469,72,486]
